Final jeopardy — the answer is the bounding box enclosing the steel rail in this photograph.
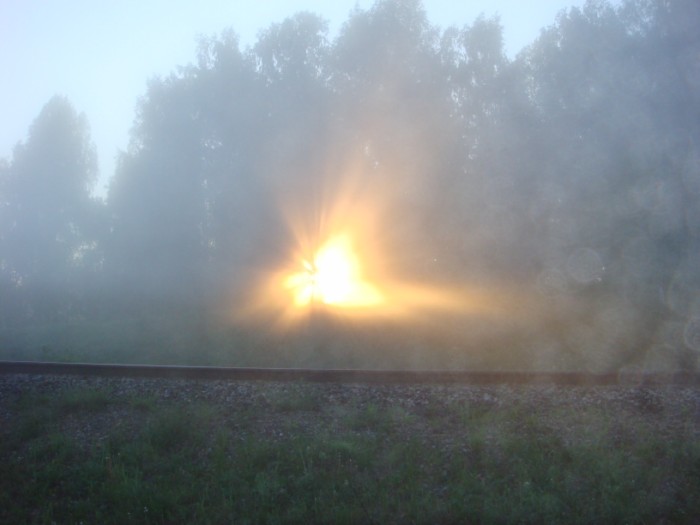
[1,361,699,386]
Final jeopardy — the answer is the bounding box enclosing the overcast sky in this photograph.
[2,0,601,196]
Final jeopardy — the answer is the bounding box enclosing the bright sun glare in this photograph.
[237,161,509,326]
[284,234,383,309]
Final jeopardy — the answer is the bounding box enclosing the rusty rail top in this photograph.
[1,361,699,385]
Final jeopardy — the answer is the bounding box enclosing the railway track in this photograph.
[1,360,699,386]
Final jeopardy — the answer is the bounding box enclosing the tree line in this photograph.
[2,0,699,370]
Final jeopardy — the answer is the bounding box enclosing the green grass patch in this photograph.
[1,385,699,524]
[56,387,113,413]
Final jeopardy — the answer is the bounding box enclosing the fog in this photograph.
[1,0,699,372]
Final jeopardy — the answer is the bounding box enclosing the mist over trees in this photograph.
[2,0,699,371]
[0,96,103,325]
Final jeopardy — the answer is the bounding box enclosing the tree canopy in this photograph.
[2,0,699,371]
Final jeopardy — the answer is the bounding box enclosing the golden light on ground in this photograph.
[284,234,383,308]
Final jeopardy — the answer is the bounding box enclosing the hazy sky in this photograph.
[2,0,598,196]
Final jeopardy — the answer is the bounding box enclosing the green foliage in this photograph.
[56,388,112,413]
[144,405,213,452]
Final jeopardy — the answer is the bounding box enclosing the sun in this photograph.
[285,234,383,309]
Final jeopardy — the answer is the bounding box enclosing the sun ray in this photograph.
[285,234,383,309]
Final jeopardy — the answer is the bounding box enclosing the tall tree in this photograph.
[328,0,462,277]
[107,71,209,307]
[0,95,100,323]
[513,0,700,369]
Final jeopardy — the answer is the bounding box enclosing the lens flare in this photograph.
[230,152,530,330]
[284,234,383,308]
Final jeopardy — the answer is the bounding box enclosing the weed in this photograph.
[126,394,157,412]
[268,389,321,412]
[144,404,212,452]
[57,388,112,413]
[348,402,389,432]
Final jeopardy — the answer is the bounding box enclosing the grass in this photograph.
[1,385,699,524]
